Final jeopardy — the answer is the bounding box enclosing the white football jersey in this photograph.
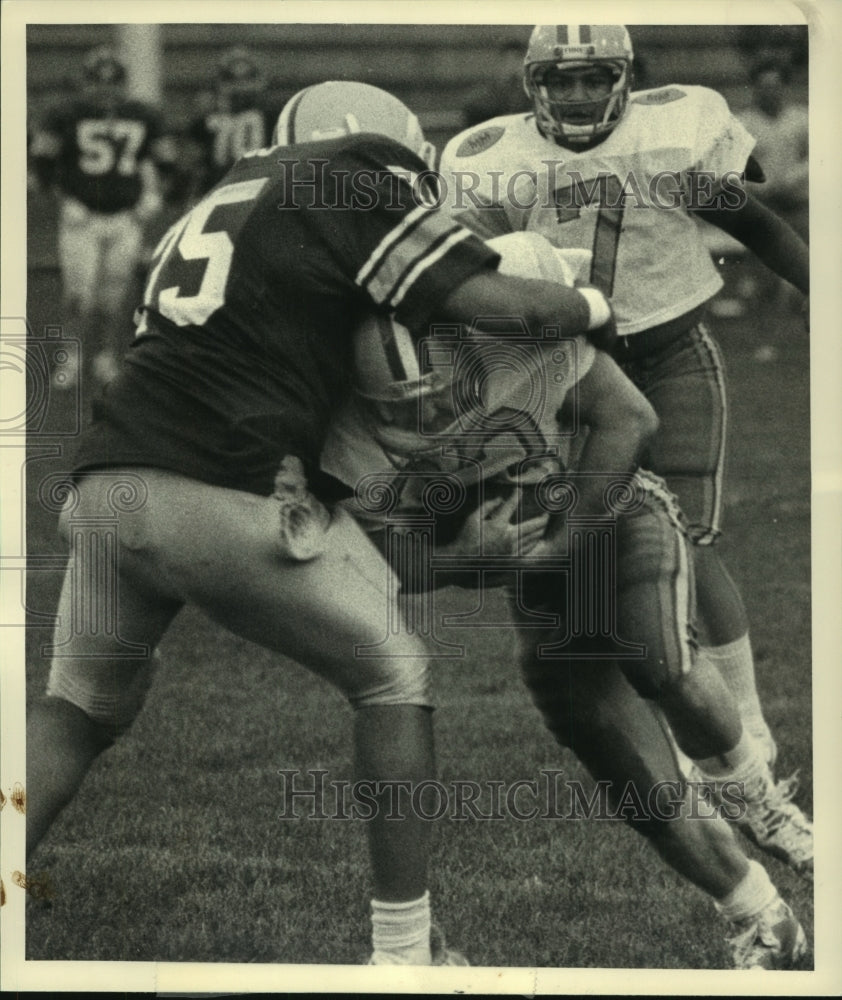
[440,85,756,335]
[322,232,596,530]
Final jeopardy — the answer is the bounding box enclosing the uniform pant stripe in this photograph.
[694,324,727,545]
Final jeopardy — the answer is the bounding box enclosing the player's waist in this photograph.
[612,304,708,361]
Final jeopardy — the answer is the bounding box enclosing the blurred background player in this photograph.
[440,23,810,792]
[735,58,809,313]
[28,46,173,392]
[183,46,276,201]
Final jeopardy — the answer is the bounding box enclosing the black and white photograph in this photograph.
[2,1,840,994]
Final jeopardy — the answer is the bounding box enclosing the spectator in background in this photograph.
[738,59,808,240]
[183,46,278,201]
[28,46,173,391]
[462,38,532,128]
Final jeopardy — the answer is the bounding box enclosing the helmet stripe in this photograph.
[579,25,592,44]
[556,25,568,45]
[278,86,311,144]
[569,25,580,46]
[376,313,411,381]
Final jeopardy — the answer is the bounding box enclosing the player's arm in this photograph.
[28,122,62,190]
[692,187,808,295]
[558,350,659,519]
[437,269,615,345]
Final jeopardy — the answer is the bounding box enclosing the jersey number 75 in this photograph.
[136,177,268,332]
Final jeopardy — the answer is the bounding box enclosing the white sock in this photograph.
[703,634,769,735]
[370,891,432,965]
[714,860,778,924]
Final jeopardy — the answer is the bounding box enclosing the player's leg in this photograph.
[613,474,812,878]
[628,325,776,764]
[93,212,144,385]
[27,501,183,856]
[517,638,806,969]
[54,197,102,389]
[84,465,458,964]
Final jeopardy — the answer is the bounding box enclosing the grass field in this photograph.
[19,198,814,971]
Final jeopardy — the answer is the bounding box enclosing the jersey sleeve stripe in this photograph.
[389,228,474,309]
[355,204,430,286]
[362,213,469,305]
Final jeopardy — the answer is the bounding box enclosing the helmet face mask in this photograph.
[273,81,437,169]
[523,25,634,146]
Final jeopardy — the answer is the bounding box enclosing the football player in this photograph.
[322,231,807,969]
[439,22,809,838]
[29,46,174,389]
[184,46,277,200]
[26,82,619,967]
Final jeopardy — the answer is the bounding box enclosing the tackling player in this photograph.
[439,22,810,853]
[29,46,174,389]
[26,82,619,967]
[322,231,808,969]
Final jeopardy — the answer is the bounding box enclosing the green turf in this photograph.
[21,255,814,968]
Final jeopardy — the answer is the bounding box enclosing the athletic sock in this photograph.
[704,634,777,766]
[703,634,769,735]
[714,859,778,924]
[370,891,432,965]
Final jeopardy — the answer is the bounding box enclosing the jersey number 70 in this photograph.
[137,177,268,332]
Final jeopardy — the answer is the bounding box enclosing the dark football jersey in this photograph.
[187,98,277,194]
[36,97,163,212]
[73,134,501,496]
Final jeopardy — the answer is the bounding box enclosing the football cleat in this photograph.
[725,770,813,880]
[724,895,807,970]
[366,924,469,966]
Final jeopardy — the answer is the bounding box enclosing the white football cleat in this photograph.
[724,895,807,970]
[737,770,813,880]
[367,924,469,966]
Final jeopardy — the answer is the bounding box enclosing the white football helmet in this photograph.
[351,233,589,449]
[523,25,634,145]
[273,81,437,168]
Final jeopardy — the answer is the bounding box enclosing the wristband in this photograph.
[578,288,612,330]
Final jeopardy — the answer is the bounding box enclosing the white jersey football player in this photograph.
[323,231,809,970]
[440,23,809,807]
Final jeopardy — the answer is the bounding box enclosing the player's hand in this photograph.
[452,491,549,556]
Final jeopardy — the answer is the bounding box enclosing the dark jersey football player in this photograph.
[184,47,277,199]
[26,81,618,967]
[29,46,174,388]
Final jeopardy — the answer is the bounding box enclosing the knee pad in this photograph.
[46,649,161,739]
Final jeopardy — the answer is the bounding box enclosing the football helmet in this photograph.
[216,46,265,93]
[273,81,437,168]
[523,25,633,145]
[82,46,127,87]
